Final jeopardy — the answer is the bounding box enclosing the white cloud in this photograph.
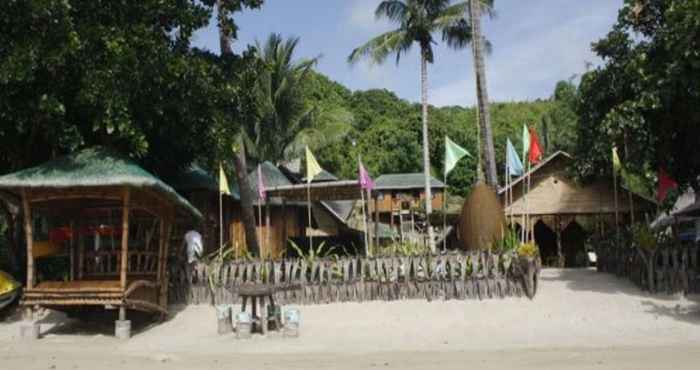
[347,0,391,32]
[430,5,619,107]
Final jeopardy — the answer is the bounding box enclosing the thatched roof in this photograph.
[168,164,240,200]
[0,147,202,220]
[499,151,656,217]
[374,173,445,190]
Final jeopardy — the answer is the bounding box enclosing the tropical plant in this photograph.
[288,240,337,264]
[517,241,539,258]
[348,0,493,253]
[492,227,519,253]
[372,241,431,257]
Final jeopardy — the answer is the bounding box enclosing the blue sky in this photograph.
[192,0,624,107]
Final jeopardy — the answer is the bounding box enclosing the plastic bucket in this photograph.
[235,312,252,339]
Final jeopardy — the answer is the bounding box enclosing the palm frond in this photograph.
[348,29,410,65]
[375,0,408,22]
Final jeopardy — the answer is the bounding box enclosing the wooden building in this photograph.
[500,151,656,266]
[372,173,445,240]
[0,148,201,331]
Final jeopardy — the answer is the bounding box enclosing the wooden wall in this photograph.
[374,189,444,213]
[229,204,302,259]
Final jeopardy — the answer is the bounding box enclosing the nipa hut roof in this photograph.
[374,173,445,190]
[0,147,202,220]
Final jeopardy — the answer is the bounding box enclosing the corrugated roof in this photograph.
[0,147,202,220]
[374,173,445,190]
[248,161,292,201]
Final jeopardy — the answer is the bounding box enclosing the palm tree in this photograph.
[467,0,498,187]
[216,0,260,257]
[249,34,353,164]
[348,0,490,252]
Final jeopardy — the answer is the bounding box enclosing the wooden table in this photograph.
[237,284,298,335]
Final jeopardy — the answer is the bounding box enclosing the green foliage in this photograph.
[492,228,519,253]
[631,223,657,251]
[575,0,700,192]
[372,241,431,257]
[288,240,337,264]
[0,0,264,179]
[517,241,539,258]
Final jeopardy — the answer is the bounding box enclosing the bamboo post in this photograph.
[443,173,448,251]
[70,220,75,281]
[157,218,166,289]
[307,183,313,251]
[366,188,373,251]
[258,201,264,258]
[219,190,223,260]
[374,195,379,248]
[281,199,288,252]
[265,200,271,259]
[360,186,369,256]
[120,188,131,290]
[21,189,34,290]
[613,162,620,246]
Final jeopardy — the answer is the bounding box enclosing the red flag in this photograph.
[657,168,678,202]
[528,127,543,164]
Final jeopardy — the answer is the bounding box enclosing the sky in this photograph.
[192,0,624,107]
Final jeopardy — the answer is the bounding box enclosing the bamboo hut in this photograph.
[500,151,656,266]
[0,148,201,334]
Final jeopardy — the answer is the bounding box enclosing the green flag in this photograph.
[522,124,530,162]
[444,136,470,176]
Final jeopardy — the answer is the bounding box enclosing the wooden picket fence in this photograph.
[596,243,700,294]
[168,251,540,306]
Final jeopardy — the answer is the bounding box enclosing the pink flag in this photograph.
[359,162,374,190]
[257,164,266,202]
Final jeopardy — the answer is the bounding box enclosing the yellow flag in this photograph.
[305,146,322,183]
[612,146,622,173]
[219,163,230,195]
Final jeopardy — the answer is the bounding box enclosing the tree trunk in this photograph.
[233,138,261,256]
[217,0,259,257]
[216,0,233,55]
[470,0,498,187]
[420,48,436,253]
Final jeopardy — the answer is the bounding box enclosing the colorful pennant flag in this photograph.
[444,136,471,176]
[257,164,267,202]
[359,162,375,190]
[657,168,678,203]
[506,138,524,176]
[522,124,530,163]
[219,163,230,195]
[528,127,543,164]
[305,146,323,184]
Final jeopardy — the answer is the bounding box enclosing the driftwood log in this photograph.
[168,251,540,306]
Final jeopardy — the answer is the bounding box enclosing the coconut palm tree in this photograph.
[348,0,492,252]
[467,0,498,187]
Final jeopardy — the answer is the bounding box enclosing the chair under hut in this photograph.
[0,147,201,335]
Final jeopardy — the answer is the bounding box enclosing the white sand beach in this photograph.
[2,268,699,369]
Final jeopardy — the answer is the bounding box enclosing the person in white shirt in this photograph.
[184,230,203,264]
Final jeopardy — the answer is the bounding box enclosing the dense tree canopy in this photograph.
[0,0,263,179]
[575,0,700,194]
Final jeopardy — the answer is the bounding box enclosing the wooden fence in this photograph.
[168,252,540,306]
[596,244,700,294]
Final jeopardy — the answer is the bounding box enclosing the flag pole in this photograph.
[613,161,620,246]
[307,182,313,251]
[258,200,263,258]
[219,189,223,260]
[443,171,448,252]
[359,155,370,256]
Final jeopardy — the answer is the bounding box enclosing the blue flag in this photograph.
[506,138,524,177]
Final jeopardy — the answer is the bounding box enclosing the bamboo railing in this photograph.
[596,243,700,294]
[168,251,540,306]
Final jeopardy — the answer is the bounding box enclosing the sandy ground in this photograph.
[1,268,700,369]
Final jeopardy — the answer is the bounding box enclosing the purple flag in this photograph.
[359,162,374,190]
[257,164,266,202]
